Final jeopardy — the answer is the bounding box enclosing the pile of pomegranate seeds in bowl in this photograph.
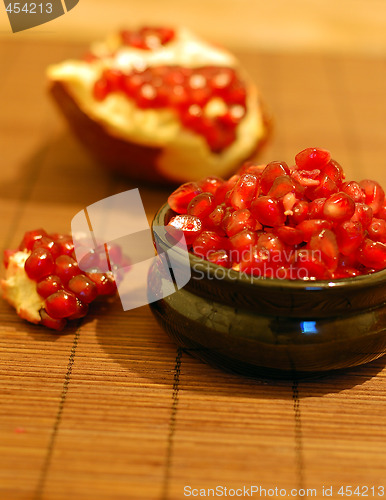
[166,148,386,280]
[1,230,123,331]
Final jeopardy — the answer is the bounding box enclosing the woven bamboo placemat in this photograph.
[0,39,385,500]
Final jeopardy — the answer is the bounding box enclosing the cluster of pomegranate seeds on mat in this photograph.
[119,26,176,50]
[93,65,247,153]
[167,148,386,280]
[3,230,121,330]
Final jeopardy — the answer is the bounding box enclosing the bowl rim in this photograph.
[152,202,386,291]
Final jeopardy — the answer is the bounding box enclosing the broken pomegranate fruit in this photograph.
[1,230,119,331]
[47,26,268,184]
[166,148,386,279]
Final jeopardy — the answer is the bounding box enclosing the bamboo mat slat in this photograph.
[0,40,385,500]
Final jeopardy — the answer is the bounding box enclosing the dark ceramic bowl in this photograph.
[149,203,386,379]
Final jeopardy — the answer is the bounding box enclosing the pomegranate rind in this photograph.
[1,251,44,324]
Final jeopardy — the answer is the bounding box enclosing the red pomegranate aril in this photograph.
[225,209,257,237]
[308,198,326,219]
[250,196,286,227]
[342,181,366,203]
[52,234,75,256]
[168,182,202,214]
[55,255,81,284]
[275,226,304,246]
[67,275,98,304]
[25,248,55,281]
[268,176,297,199]
[376,202,386,221]
[335,220,364,256]
[289,200,309,225]
[87,272,117,295]
[308,229,339,272]
[357,239,386,270]
[33,237,60,260]
[323,160,344,186]
[67,299,89,320]
[367,218,386,244]
[323,192,355,222]
[198,176,224,195]
[167,214,202,245]
[203,204,226,233]
[214,175,239,204]
[229,174,259,209]
[206,249,230,267]
[351,203,373,228]
[192,231,227,259]
[295,147,331,171]
[359,179,385,215]
[187,193,216,219]
[40,309,66,331]
[93,78,110,101]
[36,275,63,299]
[296,219,332,242]
[45,290,79,319]
[229,230,258,260]
[260,162,290,195]
[292,249,328,280]
[305,173,338,200]
[19,229,48,251]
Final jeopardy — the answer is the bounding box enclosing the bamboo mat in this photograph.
[0,39,386,500]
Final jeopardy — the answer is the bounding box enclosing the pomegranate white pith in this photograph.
[47,27,267,183]
[1,251,44,324]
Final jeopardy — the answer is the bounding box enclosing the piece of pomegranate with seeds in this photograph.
[166,148,386,279]
[2,230,121,331]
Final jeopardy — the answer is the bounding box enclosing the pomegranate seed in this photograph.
[203,204,227,234]
[367,218,386,243]
[40,310,66,331]
[192,231,227,259]
[168,182,202,214]
[351,203,373,228]
[25,248,55,281]
[45,290,79,319]
[93,78,110,101]
[225,209,257,237]
[198,176,224,195]
[296,219,332,242]
[357,239,386,270]
[275,226,304,246]
[229,174,259,209]
[305,173,338,200]
[376,202,386,221]
[335,221,364,256]
[214,175,239,204]
[268,176,297,199]
[87,273,117,295]
[187,193,216,219]
[291,169,321,187]
[55,255,81,284]
[19,229,47,251]
[308,229,339,272]
[33,237,60,260]
[37,275,63,299]
[68,299,89,320]
[260,162,290,195]
[167,214,202,245]
[292,249,328,280]
[308,198,326,219]
[323,192,355,222]
[52,234,75,256]
[206,250,230,268]
[67,275,98,304]
[250,196,286,227]
[341,181,366,203]
[359,179,385,215]
[295,148,331,170]
[229,230,258,261]
[289,200,309,225]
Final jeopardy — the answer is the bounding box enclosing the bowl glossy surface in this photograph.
[150,203,386,378]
